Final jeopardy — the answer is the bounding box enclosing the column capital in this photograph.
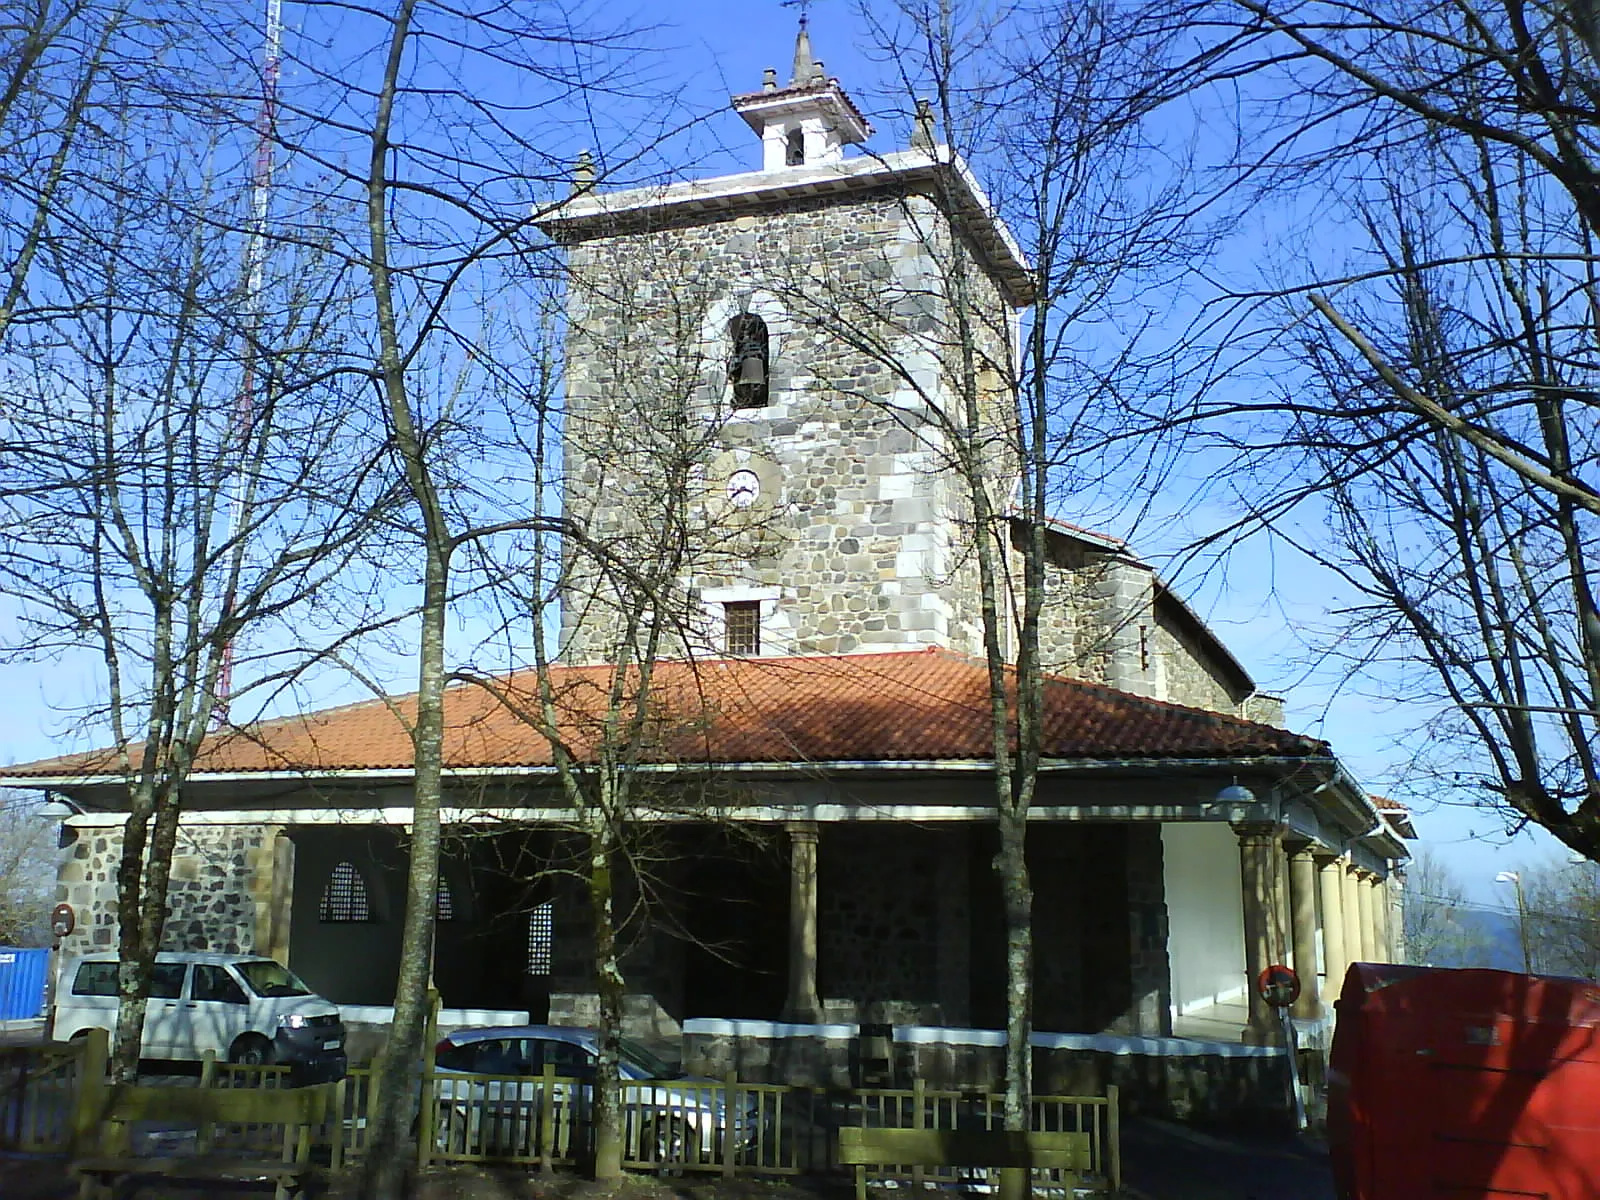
[785,820,819,844]
[1283,837,1318,862]
[1230,820,1284,843]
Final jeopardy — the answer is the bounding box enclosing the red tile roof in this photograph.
[5,648,1327,782]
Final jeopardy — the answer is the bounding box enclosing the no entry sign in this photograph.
[1258,964,1301,1008]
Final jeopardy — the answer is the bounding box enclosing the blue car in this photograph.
[428,1025,758,1164]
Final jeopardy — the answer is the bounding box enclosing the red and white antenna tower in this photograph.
[215,0,283,725]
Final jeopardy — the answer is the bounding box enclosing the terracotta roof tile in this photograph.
[5,648,1326,782]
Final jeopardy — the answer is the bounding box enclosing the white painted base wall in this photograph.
[1161,823,1247,1019]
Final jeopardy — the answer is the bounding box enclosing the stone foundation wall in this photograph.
[56,822,280,960]
[682,1029,1295,1131]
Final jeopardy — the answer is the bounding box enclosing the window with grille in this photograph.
[318,861,372,922]
[725,601,760,656]
[435,877,454,921]
[527,901,553,976]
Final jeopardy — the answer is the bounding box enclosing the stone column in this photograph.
[267,830,294,964]
[1387,875,1405,963]
[1234,823,1288,1044]
[1343,861,1367,965]
[1368,874,1390,964]
[1316,854,1348,1006]
[782,822,822,1023]
[1354,869,1377,963]
[1287,844,1322,1020]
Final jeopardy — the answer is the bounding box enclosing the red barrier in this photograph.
[1328,963,1600,1199]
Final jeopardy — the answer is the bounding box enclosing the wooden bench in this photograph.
[72,1079,345,1200]
[837,1125,1094,1200]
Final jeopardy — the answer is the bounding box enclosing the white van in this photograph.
[55,952,346,1078]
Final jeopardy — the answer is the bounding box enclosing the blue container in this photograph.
[0,946,49,1020]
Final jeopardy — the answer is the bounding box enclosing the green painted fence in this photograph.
[0,1038,1119,1193]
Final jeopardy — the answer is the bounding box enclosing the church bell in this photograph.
[736,349,766,387]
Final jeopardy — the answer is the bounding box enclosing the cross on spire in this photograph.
[781,0,819,30]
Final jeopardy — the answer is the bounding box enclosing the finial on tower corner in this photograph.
[571,149,595,195]
[763,66,778,91]
[911,98,937,150]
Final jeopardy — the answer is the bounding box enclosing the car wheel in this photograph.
[228,1034,274,1067]
[433,1102,462,1153]
[646,1116,689,1173]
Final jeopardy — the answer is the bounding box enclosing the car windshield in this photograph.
[619,1037,681,1080]
[235,960,311,998]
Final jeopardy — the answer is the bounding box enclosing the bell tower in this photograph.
[540,24,1033,667]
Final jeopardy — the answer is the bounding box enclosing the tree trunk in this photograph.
[588,806,625,1179]
[357,5,450,1195]
[997,803,1033,1132]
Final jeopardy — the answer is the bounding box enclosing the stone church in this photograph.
[7,25,1408,1092]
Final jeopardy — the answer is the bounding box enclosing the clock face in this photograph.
[726,469,761,508]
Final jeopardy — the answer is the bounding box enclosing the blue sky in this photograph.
[0,0,1567,906]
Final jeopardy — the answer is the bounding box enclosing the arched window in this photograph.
[785,127,805,166]
[318,861,371,922]
[728,314,770,409]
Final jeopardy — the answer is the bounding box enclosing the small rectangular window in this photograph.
[72,962,118,997]
[725,601,760,656]
[192,964,248,1004]
[150,963,187,1000]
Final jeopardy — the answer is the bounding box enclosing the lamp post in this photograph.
[1495,871,1534,974]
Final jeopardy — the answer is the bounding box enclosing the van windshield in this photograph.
[236,960,311,998]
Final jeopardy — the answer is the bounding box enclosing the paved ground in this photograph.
[1119,1118,1335,1200]
[0,1019,45,1046]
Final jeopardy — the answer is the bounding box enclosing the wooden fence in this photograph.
[0,1039,1120,1193]
[0,1039,85,1152]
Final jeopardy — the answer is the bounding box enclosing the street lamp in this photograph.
[1495,871,1534,974]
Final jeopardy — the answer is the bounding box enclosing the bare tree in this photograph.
[0,1,123,345]
[1182,0,1600,863]
[753,0,1217,1158]
[1520,858,1600,978]
[1402,849,1493,967]
[0,793,57,947]
[0,84,380,1076]
[447,229,797,1175]
[267,4,677,1190]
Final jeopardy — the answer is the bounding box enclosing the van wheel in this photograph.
[229,1035,274,1066]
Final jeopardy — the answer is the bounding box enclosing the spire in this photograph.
[790,20,823,87]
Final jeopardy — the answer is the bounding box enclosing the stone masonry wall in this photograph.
[57,822,280,960]
[683,1032,1294,1129]
[557,186,1016,667]
[817,825,940,1023]
[1154,609,1248,715]
[1124,823,1173,1035]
